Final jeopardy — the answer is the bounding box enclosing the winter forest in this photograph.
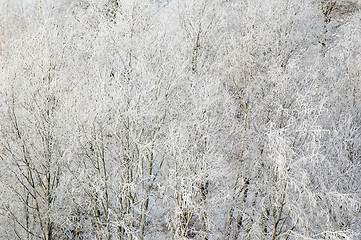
[0,0,360,239]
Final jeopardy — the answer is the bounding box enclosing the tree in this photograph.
[0,0,360,239]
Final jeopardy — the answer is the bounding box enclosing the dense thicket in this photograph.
[0,0,360,239]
